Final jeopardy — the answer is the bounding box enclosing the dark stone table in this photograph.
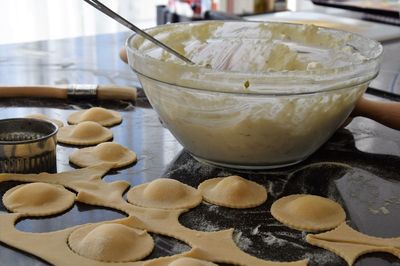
[0,31,399,266]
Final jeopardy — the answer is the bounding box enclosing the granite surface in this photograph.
[0,31,399,266]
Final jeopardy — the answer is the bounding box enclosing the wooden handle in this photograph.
[97,85,137,101]
[119,47,128,64]
[0,86,67,98]
[353,96,400,130]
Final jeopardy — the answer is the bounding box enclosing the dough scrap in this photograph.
[2,182,75,216]
[167,257,218,266]
[198,175,267,208]
[127,178,202,210]
[68,222,154,262]
[57,121,113,146]
[25,113,64,128]
[307,222,400,265]
[271,194,346,231]
[68,107,122,127]
[69,142,137,168]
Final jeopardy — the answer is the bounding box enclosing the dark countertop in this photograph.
[0,29,399,266]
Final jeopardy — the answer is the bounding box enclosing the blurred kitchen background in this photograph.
[0,0,339,44]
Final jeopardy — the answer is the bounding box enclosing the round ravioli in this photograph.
[57,121,113,146]
[127,178,202,209]
[271,194,346,231]
[68,223,154,262]
[2,182,75,216]
[69,142,137,168]
[198,175,267,208]
[68,107,122,127]
[25,113,64,128]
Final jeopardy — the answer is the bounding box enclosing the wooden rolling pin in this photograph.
[0,84,137,102]
[119,47,400,130]
[351,96,400,130]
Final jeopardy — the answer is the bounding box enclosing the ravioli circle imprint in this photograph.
[198,175,267,208]
[68,107,122,126]
[57,121,113,146]
[271,194,346,231]
[69,142,137,168]
[68,223,154,262]
[168,257,218,266]
[127,178,202,209]
[2,182,75,216]
[25,113,64,128]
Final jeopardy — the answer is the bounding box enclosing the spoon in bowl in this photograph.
[83,0,194,65]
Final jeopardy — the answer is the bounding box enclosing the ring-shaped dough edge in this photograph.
[69,142,137,168]
[57,122,113,146]
[68,107,122,127]
[271,194,346,232]
[127,179,202,210]
[68,222,154,262]
[2,183,75,216]
[198,176,268,208]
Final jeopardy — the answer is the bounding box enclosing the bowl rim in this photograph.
[126,20,383,95]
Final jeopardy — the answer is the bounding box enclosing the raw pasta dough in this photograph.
[25,113,64,128]
[69,142,137,168]
[162,257,218,266]
[127,178,202,209]
[307,222,400,266]
[271,194,346,231]
[2,182,75,216]
[68,107,122,127]
[68,222,154,262]
[0,164,309,266]
[57,121,113,146]
[198,175,267,208]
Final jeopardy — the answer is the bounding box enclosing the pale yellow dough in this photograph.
[2,182,75,216]
[68,107,122,127]
[165,257,218,266]
[0,165,309,266]
[68,222,154,262]
[198,175,267,208]
[69,142,137,168]
[271,194,346,231]
[127,178,202,210]
[307,222,400,266]
[57,121,113,146]
[25,113,64,128]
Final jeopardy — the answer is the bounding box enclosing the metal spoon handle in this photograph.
[83,0,194,65]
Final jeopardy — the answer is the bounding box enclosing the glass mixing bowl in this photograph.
[126,21,382,169]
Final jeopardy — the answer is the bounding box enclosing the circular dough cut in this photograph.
[25,113,64,128]
[271,194,346,232]
[2,182,75,216]
[57,121,113,146]
[198,175,267,208]
[68,223,154,262]
[68,107,122,127]
[168,257,218,266]
[69,142,137,168]
[127,178,202,210]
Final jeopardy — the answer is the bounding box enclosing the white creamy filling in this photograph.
[142,23,366,73]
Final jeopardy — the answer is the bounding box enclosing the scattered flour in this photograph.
[261,232,290,247]
[251,225,261,235]
[233,231,253,250]
[304,250,339,264]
